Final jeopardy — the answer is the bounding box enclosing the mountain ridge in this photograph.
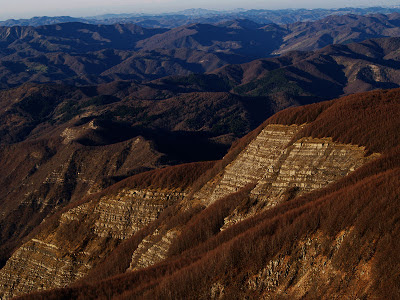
[3,7,400,28]
[1,14,400,89]
[0,9,400,298]
[2,88,399,299]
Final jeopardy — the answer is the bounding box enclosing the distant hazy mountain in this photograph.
[214,36,400,100]
[273,12,400,54]
[2,7,400,28]
[1,13,400,89]
[2,36,400,149]
[0,16,86,27]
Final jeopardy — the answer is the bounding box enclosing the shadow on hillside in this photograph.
[76,119,230,164]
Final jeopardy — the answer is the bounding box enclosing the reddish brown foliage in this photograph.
[19,89,400,299]
[169,184,255,256]
[143,148,400,299]
[190,88,400,198]
[266,99,334,125]
[108,160,216,192]
[268,89,400,153]
[23,147,400,299]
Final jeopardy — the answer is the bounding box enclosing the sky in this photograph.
[0,0,399,20]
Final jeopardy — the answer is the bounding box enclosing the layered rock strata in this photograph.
[128,124,378,274]
[0,188,184,299]
[194,124,378,228]
[92,189,184,239]
[0,124,379,299]
[129,229,179,270]
[198,124,305,204]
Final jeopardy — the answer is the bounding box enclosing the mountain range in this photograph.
[1,13,400,90]
[1,87,399,299]
[2,6,400,28]
[0,7,400,299]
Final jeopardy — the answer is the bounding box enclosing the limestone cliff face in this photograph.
[0,124,379,299]
[0,187,185,299]
[0,135,163,271]
[0,238,93,299]
[194,124,377,228]
[127,124,378,275]
[92,189,184,239]
[129,229,179,271]
[199,124,305,204]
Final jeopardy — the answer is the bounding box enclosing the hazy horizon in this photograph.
[1,0,399,21]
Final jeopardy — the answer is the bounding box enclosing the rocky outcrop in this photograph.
[60,120,99,144]
[198,124,305,204]
[129,229,179,270]
[0,236,93,299]
[194,124,378,228]
[241,228,373,299]
[0,124,380,299]
[0,188,184,299]
[249,136,377,203]
[208,228,372,299]
[93,189,185,239]
[126,124,378,276]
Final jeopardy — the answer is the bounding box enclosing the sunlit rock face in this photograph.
[194,124,376,228]
[0,124,378,299]
[0,187,185,299]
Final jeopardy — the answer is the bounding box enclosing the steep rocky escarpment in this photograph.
[3,123,367,299]
[76,90,390,289]
[90,123,376,282]
[195,124,376,207]
[197,128,377,228]
[0,188,183,299]
[0,162,214,299]
[0,135,162,268]
[92,189,185,240]
[128,228,179,271]
[5,88,400,299]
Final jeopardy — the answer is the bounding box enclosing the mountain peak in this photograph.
[217,18,262,29]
